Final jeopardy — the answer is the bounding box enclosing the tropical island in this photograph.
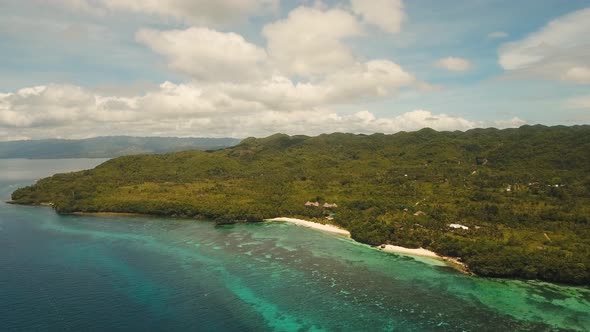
[10,125,590,285]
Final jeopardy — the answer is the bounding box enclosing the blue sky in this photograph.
[0,0,589,140]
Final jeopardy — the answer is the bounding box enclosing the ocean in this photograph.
[0,159,589,331]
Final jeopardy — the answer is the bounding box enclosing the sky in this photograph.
[0,0,589,140]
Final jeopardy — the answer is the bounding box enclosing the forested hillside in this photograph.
[0,136,240,158]
[11,125,590,285]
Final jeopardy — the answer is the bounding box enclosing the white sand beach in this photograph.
[265,217,469,273]
[378,244,470,273]
[265,217,351,237]
[379,244,440,258]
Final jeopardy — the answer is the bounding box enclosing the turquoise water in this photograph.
[0,159,589,331]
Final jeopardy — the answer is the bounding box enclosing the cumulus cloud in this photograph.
[435,57,473,72]
[0,83,258,131]
[55,0,278,24]
[216,59,416,110]
[136,27,268,82]
[137,6,411,88]
[323,60,415,100]
[1,82,522,140]
[498,8,590,84]
[138,8,417,93]
[262,6,363,77]
[350,0,405,34]
[0,85,96,127]
[132,24,416,104]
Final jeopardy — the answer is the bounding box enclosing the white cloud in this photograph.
[0,82,260,130]
[218,75,329,110]
[366,109,477,132]
[435,57,473,72]
[227,109,478,136]
[262,6,363,77]
[137,8,416,91]
[323,60,415,101]
[2,82,516,140]
[217,59,416,110]
[498,8,590,84]
[55,0,278,24]
[350,0,405,34]
[0,85,96,127]
[488,31,508,39]
[134,24,416,103]
[136,27,268,82]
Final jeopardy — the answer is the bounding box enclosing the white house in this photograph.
[449,223,469,230]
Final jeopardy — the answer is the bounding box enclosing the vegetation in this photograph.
[0,136,240,158]
[11,125,590,285]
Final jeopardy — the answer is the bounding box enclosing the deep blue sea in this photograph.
[0,159,589,331]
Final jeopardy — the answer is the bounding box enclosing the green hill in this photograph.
[0,136,240,159]
[10,125,590,285]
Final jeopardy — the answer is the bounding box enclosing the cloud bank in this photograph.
[0,83,524,141]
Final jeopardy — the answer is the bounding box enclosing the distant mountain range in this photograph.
[0,136,241,159]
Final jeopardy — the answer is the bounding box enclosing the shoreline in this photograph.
[266,217,470,274]
[265,217,351,237]
[377,244,470,274]
[378,244,440,258]
[71,211,148,218]
[11,203,468,274]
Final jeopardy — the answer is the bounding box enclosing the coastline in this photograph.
[71,211,147,218]
[13,203,469,274]
[266,217,470,274]
[265,217,351,237]
[378,244,440,258]
[377,244,470,274]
